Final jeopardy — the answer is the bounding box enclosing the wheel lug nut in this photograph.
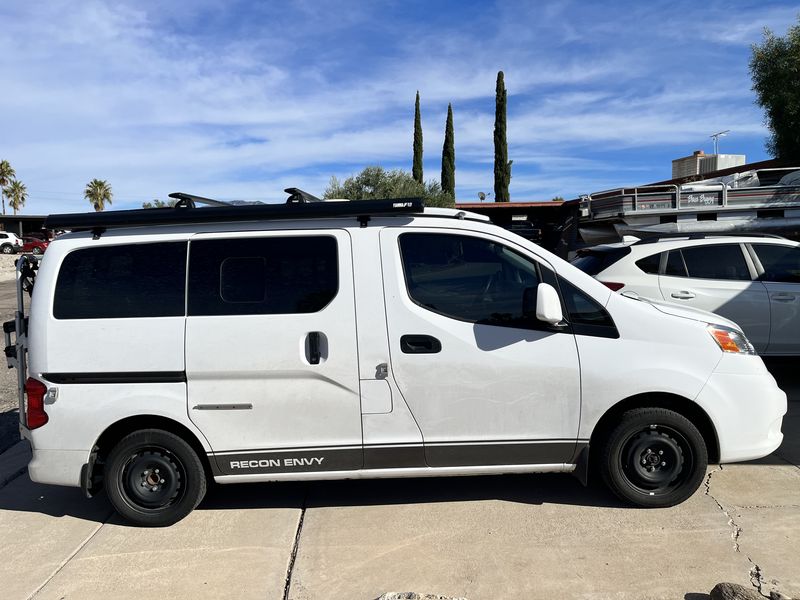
[160,479,165,483]
[641,459,647,465]
[661,462,666,466]
[155,469,159,474]
[658,450,663,455]
[141,482,146,487]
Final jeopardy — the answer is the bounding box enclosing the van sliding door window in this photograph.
[188,236,338,316]
[398,232,542,329]
[53,242,187,319]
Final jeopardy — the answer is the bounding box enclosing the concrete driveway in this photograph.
[0,264,797,600]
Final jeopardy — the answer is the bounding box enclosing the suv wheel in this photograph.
[1,244,14,254]
[599,407,707,507]
[104,429,207,527]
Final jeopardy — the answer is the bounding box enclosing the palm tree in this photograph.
[0,160,16,216]
[84,179,113,212]
[4,180,27,215]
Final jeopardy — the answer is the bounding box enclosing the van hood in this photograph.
[621,293,741,330]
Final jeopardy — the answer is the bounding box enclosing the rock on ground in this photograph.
[710,582,767,600]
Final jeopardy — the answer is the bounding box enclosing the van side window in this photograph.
[188,236,338,316]
[398,232,542,329]
[557,276,619,338]
[54,242,187,319]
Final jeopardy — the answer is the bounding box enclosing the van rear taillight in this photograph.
[25,377,49,429]
[601,281,625,291]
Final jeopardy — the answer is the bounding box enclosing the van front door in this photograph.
[380,229,581,467]
[185,230,362,476]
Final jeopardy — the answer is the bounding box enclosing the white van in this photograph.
[5,196,787,526]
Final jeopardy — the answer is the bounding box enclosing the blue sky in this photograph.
[1,0,798,213]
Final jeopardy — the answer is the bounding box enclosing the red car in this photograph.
[21,237,49,255]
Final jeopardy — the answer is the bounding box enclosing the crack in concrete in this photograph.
[282,488,308,600]
[704,465,769,598]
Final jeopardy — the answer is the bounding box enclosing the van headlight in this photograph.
[707,325,756,355]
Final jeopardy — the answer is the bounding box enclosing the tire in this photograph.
[599,407,707,508]
[32,247,42,255]
[104,429,207,527]
[1,244,14,254]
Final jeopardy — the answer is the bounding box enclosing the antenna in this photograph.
[709,130,730,155]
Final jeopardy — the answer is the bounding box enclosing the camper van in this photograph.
[5,195,786,526]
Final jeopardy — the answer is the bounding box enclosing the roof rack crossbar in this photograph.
[44,197,426,231]
[167,192,232,208]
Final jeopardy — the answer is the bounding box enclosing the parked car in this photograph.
[5,199,786,526]
[571,234,800,355]
[21,236,49,255]
[0,231,24,254]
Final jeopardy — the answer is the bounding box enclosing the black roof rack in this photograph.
[284,188,322,203]
[45,196,425,231]
[633,232,786,245]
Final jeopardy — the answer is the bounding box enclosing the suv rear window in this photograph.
[634,253,660,274]
[753,244,800,283]
[54,242,187,319]
[570,247,631,275]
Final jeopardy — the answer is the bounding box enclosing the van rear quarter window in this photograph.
[53,242,187,319]
[188,236,338,316]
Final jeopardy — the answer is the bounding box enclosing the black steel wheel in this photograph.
[104,429,207,526]
[600,407,707,507]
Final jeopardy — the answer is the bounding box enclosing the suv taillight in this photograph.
[25,377,49,429]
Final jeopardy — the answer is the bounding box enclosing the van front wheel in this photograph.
[104,429,207,526]
[600,407,707,508]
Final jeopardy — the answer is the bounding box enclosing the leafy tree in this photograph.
[324,166,454,207]
[750,19,800,159]
[0,160,16,216]
[551,195,565,202]
[142,198,176,209]
[441,103,455,197]
[84,179,113,212]
[413,91,423,184]
[4,180,27,215]
[493,71,512,202]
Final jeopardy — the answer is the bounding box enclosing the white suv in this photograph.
[0,231,24,254]
[571,235,800,355]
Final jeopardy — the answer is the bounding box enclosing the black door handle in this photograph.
[400,334,442,354]
[307,332,321,365]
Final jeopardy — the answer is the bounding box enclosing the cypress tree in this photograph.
[493,71,512,202]
[413,91,423,184]
[441,103,455,197]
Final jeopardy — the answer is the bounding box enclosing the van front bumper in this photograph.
[696,357,787,463]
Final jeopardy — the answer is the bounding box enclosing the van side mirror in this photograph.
[534,282,564,325]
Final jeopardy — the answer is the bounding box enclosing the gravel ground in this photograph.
[0,253,30,454]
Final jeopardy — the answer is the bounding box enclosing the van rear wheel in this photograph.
[600,407,707,508]
[104,429,207,527]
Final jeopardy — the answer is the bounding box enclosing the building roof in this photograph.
[455,201,563,209]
